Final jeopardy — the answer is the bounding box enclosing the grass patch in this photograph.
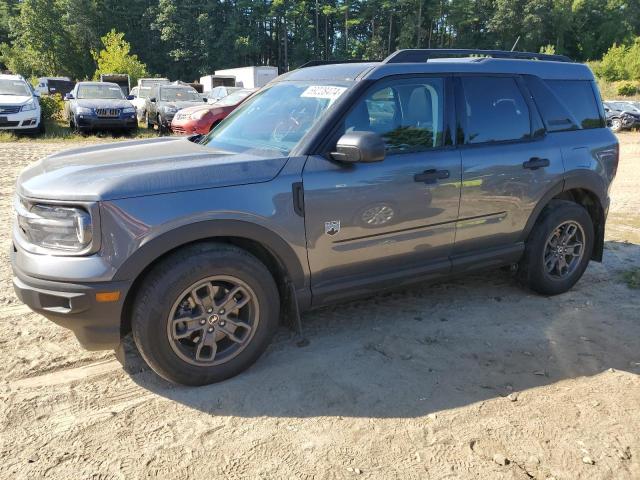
[621,268,640,289]
[0,120,158,143]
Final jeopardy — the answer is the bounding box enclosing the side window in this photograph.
[523,75,578,132]
[461,76,531,144]
[343,77,445,154]
[545,80,603,129]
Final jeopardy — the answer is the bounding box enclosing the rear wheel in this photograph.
[132,243,280,385]
[519,200,594,295]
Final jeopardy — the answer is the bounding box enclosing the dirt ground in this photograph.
[0,133,639,480]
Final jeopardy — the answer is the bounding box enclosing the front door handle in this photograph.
[414,169,450,184]
[523,157,550,170]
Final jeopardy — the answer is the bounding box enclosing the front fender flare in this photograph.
[112,219,307,290]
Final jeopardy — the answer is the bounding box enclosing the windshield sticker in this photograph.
[301,85,347,101]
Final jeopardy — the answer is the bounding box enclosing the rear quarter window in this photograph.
[544,80,604,130]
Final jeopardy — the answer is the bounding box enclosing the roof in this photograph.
[77,81,119,86]
[283,49,595,83]
[0,73,25,81]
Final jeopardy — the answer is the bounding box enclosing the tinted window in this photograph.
[344,77,445,153]
[461,76,531,144]
[545,80,603,129]
[523,76,578,132]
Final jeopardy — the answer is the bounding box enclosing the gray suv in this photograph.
[12,49,619,385]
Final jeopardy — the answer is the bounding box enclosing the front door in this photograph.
[303,76,462,305]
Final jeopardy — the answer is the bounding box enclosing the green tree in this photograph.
[0,0,76,77]
[93,29,148,85]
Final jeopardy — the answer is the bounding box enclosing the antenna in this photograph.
[511,36,521,52]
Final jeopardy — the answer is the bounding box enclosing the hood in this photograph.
[162,100,205,110]
[17,137,288,202]
[75,98,133,109]
[177,104,214,115]
[0,94,32,105]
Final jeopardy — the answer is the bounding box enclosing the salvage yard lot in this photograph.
[0,134,639,479]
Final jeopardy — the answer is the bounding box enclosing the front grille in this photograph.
[0,105,21,114]
[0,120,19,127]
[172,125,186,134]
[95,108,120,118]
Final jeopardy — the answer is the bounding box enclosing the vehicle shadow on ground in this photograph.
[120,240,640,418]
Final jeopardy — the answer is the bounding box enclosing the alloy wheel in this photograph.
[166,276,259,367]
[542,220,585,280]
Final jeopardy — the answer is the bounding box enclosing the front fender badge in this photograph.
[325,220,340,236]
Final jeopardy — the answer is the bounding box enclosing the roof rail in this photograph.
[297,59,377,69]
[384,49,573,64]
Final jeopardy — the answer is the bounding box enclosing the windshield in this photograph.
[160,88,201,102]
[200,81,351,155]
[77,84,124,99]
[216,89,253,107]
[0,79,31,96]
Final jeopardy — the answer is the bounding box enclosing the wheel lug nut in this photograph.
[207,308,213,313]
[219,321,226,326]
[208,327,214,333]
[219,309,225,314]
[199,319,206,325]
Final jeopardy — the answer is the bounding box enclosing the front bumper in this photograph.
[0,109,41,130]
[171,117,211,135]
[76,114,137,130]
[11,247,131,350]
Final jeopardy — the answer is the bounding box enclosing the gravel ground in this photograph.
[0,133,639,479]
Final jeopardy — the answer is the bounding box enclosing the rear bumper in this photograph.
[11,253,131,350]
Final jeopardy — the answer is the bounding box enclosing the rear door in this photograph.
[452,75,564,268]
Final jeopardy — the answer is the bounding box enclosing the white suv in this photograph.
[0,74,43,134]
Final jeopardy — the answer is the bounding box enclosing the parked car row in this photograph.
[604,100,640,132]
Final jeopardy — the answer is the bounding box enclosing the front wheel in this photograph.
[519,200,594,295]
[132,243,280,385]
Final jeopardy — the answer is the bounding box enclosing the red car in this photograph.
[171,89,254,135]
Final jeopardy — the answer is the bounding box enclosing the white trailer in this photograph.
[213,66,278,89]
[199,75,236,92]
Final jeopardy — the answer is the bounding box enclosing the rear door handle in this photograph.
[523,157,550,170]
[414,169,450,184]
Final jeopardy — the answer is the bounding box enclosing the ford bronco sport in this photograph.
[12,49,618,386]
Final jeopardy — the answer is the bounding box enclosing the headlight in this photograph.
[122,107,135,114]
[76,107,93,115]
[190,110,209,120]
[21,99,37,112]
[164,105,177,112]
[17,202,93,252]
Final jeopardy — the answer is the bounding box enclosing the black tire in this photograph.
[519,200,594,295]
[132,243,280,386]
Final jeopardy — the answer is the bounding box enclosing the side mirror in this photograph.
[330,131,385,163]
[202,98,208,102]
[126,94,135,100]
[64,93,74,100]
[149,97,156,103]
